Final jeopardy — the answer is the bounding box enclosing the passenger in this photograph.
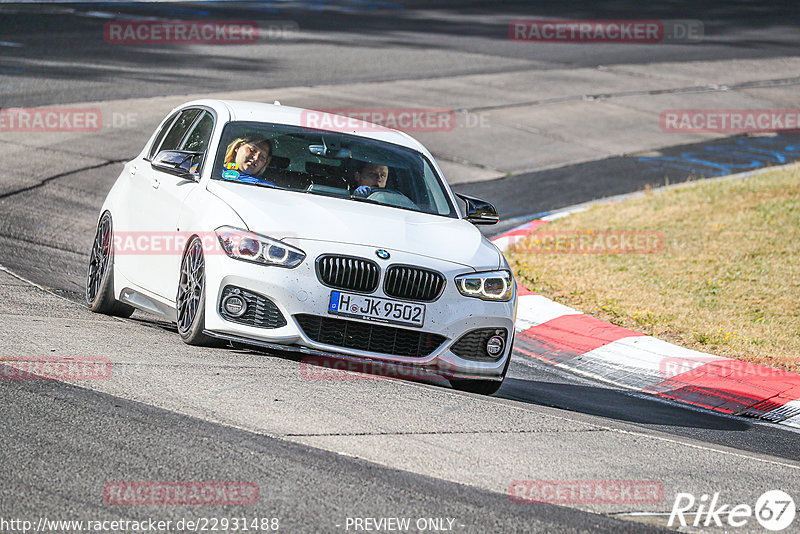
[352,162,389,197]
[222,137,275,185]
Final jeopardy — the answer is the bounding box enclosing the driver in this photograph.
[222,137,275,185]
[352,162,389,197]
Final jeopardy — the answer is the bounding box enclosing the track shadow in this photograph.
[496,376,752,430]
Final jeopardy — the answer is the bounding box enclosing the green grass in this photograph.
[509,164,800,373]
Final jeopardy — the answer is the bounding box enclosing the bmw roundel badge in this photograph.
[376,249,390,260]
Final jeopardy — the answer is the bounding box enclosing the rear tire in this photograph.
[85,212,135,318]
[176,236,215,346]
[449,336,514,395]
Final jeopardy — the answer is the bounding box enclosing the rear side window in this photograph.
[182,111,214,153]
[147,112,179,159]
[155,109,201,155]
[181,111,215,173]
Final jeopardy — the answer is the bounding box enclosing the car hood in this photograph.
[207,180,501,269]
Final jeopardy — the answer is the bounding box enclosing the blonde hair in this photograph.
[224,137,272,172]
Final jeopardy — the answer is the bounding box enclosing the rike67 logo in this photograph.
[669,490,796,531]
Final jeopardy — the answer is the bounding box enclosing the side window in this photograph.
[147,112,179,159]
[181,111,214,153]
[155,109,201,155]
[421,164,450,216]
[181,111,215,172]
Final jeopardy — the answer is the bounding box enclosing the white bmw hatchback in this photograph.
[86,100,516,394]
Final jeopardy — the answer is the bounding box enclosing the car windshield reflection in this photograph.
[212,121,457,218]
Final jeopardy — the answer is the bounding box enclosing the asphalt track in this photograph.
[2,378,649,533]
[466,133,800,234]
[2,1,799,108]
[1,2,800,533]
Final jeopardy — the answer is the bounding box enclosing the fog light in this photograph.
[222,294,247,317]
[486,335,505,357]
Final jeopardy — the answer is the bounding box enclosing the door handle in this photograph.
[151,176,161,189]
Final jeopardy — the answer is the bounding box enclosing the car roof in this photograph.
[180,99,428,153]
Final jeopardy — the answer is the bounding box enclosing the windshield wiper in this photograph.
[305,184,350,198]
[221,176,282,190]
[252,181,281,190]
[349,195,384,205]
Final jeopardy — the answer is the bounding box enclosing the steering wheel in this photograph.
[365,188,419,210]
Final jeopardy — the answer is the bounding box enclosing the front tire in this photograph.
[449,337,514,395]
[176,236,215,346]
[85,212,135,318]
[449,377,504,395]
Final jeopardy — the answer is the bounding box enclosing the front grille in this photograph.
[295,314,446,358]
[316,255,380,293]
[384,265,445,302]
[451,328,508,362]
[219,286,287,329]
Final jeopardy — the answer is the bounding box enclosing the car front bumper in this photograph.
[202,240,516,381]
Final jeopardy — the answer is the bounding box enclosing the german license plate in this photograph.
[328,291,425,328]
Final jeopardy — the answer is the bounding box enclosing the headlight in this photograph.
[455,270,513,301]
[215,226,305,268]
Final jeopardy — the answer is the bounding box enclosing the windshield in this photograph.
[211,121,457,218]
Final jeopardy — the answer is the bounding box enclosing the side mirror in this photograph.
[151,150,202,181]
[455,193,499,225]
